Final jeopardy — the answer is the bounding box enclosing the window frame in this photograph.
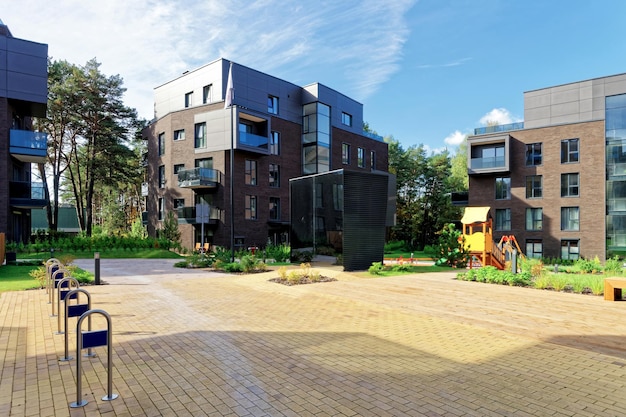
[495,208,511,231]
[185,91,193,108]
[245,195,257,220]
[341,112,352,126]
[245,159,257,186]
[194,122,206,149]
[202,84,212,104]
[526,175,543,199]
[174,129,185,141]
[495,177,511,200]
[357,147,365,168]
[525,207,543,231]
[561,138,579,164]
[525,142,542,166]
[158,165,165,188]
[158,132,165,156]
[561,173,580,197]
[525,239,543,259]
[561,240,580,260]
[268,95,279,115]
[270,131,280,155]
[269,163,280,188]
[269,197,280,221]
[173,198,185,210]
[560,206,580,231]
[173,164,185,175]
[342,143,350,164]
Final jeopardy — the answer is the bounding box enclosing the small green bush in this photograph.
[368,262,385,275]
[604,256,623,275]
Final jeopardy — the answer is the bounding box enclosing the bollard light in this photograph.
[95,252,101,285]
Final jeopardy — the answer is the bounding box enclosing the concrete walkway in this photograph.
[2,258,626,416]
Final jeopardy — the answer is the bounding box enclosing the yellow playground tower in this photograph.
[461,207,523,270]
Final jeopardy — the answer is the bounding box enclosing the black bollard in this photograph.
[95,252,101,285]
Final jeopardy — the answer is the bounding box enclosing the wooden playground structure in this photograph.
[461,207,524,270]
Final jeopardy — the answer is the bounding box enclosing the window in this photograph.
[526,207,543,231]
[561,240,580,260]
[471,143,505,169]
[269,164,280,187]
[269,197,280,221]
[526,239,543,259]
[245,160,257,185]
[525,143,542,166]
[174,129,185,141]
[526,175,542,198]
[185,91,193,108]
[195,158,213,169]
[268,95,279,114]
[341,143,350,164]
[270,131,280,155]
[245,195,257,220]
[561,173,579,197]
[194,123,206,148]
[342,112,352,126]
[495,208,511,231]
[561,138,579,163]
[495,177,511,200]
[333,183,344,210]
[173,164,185,174]
[357,147,365,168]
[561,207,580,231]
[371,151,376,170]
[158,198,164,220]
[158,165,165,188]
[158,132,165,156]
[315,183,323,208]
[202,84,212,104]
[173,198,185,209]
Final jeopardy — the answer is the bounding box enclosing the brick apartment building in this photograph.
[143,58,388,251]
[467,73,626,262]
[0,20,49,244]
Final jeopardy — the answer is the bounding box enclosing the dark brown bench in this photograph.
[604,278,626,301]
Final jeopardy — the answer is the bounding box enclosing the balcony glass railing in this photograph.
[239,131,268,150]
[474,122,524,136]
[10,129,48,150]
[362,131,384,141]
[177,167,220,188]
[9,181,46,200]
[470,156,506,170]
[177,206,220,222]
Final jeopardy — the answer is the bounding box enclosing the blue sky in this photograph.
[3,0,626,153]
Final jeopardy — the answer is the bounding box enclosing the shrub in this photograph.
[434,223,469,268]
[384,240,407,253]
[264,243,291,263]
[222,262,243,273]
[604,256,623,275]
[291,250,313,263]
[368,262,385,275]
[29,266,47,288]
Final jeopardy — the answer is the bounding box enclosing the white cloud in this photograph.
[478,108,522,126]
[444,130,466,146]
[1,0,417,120]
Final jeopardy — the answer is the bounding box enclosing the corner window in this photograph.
[158,132,165,156]
[245,195,257,220]
[202,84,212,104]
[174,129,185,141]
[561,207,580,231]
[357,147,365,168]
[245,160,257,185]
[526,175,542,199]
[525,207,542,231]
[495,208,511,231]
[561,138,579,163]
[268,95,279,114]
[342,143,350,164]
[495,177,511,200]
[185,91,193,108]
[342,112,352,126]
[525,143,542,166]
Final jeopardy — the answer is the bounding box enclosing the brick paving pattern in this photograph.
[1,258,626,416]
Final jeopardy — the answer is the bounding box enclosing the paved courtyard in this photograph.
[1,258,626,416]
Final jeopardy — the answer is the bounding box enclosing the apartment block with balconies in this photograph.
[467,73,626,262]
[0,20,48,243]
[143,58,388,251]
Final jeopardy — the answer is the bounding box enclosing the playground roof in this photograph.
[461,206,491,225]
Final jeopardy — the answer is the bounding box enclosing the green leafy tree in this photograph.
[161,211,181,245]
[435,223,469,267]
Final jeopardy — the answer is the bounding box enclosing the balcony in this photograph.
[177,167,221,189]
[474,122,524,136]
[10,181,47,208]
[10,129,48,163]
[177,205,220,225]
[467,134,510,175]
[141,182,148,197]
[239,131,269,152]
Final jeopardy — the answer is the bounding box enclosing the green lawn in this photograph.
[0,264,44,292]
[19,248,182,260]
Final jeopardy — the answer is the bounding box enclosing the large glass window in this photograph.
[561,173,579,197]
[302,102,331,174]
[561,207,580,231]
[561,240,579,260]
[245,160,257,185]
[495,208,511,231]
[471,143,505,169]
[195,158,213,168]
[525,143,542,166]
[561,138,579,163]
[526,239,543,259]
[194,122,206,149]
[495,177,511,200]
[526,207,542,231]
[526,175,542,198]
[245,195,257,220]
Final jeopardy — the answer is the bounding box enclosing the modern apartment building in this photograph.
[143,58,388,251]
[0,20,49,243]
[467,73,626,262]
